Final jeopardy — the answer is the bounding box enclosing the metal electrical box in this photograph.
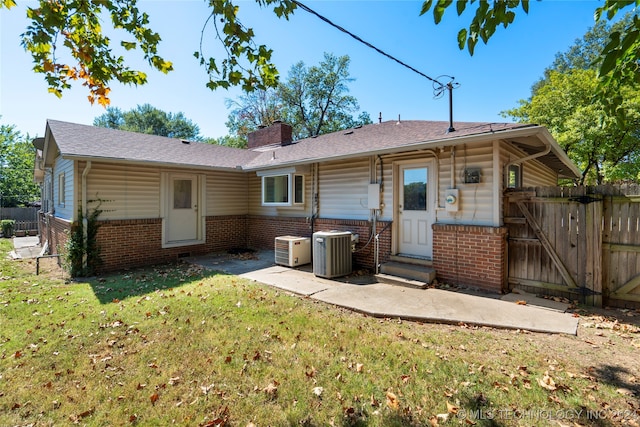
[445,189,460,212]
[368,183,381,209]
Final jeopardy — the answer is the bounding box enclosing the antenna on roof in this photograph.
[378,112,382,124]
[433,76,460,133]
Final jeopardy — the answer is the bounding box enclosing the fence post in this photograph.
[584,198,603,307]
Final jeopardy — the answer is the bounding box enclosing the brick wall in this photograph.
[246,215,392,270]
[432,224,508,293]
[40,213,71,255]
[94,215,248,273]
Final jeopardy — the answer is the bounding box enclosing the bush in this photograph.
[63,207,102,277]
[1,220,15,238]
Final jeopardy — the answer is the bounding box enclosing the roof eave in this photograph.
[242,125,557,172]
[61,154,246,172]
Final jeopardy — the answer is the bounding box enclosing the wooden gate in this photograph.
[505,186,640,308]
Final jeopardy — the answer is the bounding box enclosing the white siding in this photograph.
[82,162,161,220]
[435,143,496,226]
[206,171,249,215]
[318,158,371,220]
[81,162,250,221]
[500,142,559,187]
[53,156,74,220]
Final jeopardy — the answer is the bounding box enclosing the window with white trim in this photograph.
[57,173,65,207]
[507,164,521,188]
[261,173,304,206]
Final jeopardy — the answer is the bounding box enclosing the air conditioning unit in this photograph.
[313,230,352,278]
[275,236,311,267]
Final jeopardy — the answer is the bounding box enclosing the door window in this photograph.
[173,179,192,209]
[403,168,427,211]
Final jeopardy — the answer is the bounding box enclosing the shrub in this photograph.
[63,206,103,277]
[1,220,15,238]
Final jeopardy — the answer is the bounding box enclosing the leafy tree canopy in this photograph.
[0,120,40,207]
[225,53,372,145]
[503,16,640,185]
[93,104,202,140]
[1,0,296,106]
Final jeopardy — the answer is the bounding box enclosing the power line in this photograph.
[292,0,448,88]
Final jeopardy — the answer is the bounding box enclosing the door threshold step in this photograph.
[390,254,433,267]
[375,273,429,289]
[379,262,436,283]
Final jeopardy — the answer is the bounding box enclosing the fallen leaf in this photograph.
[516,300,527,305]
[356,363,364,373]
[168,377,181,386]
[386,391,399,410]
[312,386,324,397]
[263,380,278,398]
[538,372,557,391]
[370,394,379,407]
[446,401,459,414]
[436,413,449,422]
[150,393,159,404]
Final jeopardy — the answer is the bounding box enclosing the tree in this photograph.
[420,0,640,123]
[505,69,640,184]
[94,104,202,140]
[280,53,372,139]
[225,87,284,142]
[0,121,40,207]
[224,53,372,143]
[1,0,296,105]
[503,15,640,184]
[4,0,639,113]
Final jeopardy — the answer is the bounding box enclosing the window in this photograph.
[507,164,521,188]
[262,174,304,206]
[57,173,65,207]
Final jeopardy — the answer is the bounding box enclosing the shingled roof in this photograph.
[42,119,579,178]
[44,120,259,170]
[243,120,534,169]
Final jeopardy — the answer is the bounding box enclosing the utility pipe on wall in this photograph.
[504,139,551,185]
[81,161,92,270]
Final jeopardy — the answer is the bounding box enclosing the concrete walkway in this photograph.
[187,251,579,335]
[9,236,42,259]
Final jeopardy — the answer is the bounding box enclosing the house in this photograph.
[33,119,580,293]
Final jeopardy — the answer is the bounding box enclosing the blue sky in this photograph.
[1,1,603,140]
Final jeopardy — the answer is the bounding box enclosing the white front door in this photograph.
[167,175,198,242]
[397,162,434,258]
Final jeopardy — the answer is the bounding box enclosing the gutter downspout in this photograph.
[82,161,92,270]
[505,138,551,184]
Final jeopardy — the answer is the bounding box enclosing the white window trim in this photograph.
[261,173,305,206]
[507,164,522,188]
[57,172,65,208]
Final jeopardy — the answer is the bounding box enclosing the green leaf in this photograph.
[457,28,468,50]
[602,31,621,54]
[433,0,453,24]
[599,50,619,76]
[419,0,433,16]
[456,0,466,16]
[121,41,136,50]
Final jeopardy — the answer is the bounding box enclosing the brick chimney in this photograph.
[247,121,293,149]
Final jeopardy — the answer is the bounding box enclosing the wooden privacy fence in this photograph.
[504,185,640,308]
[0,207,39,232]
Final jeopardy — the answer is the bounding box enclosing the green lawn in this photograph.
[1,239,639,426]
